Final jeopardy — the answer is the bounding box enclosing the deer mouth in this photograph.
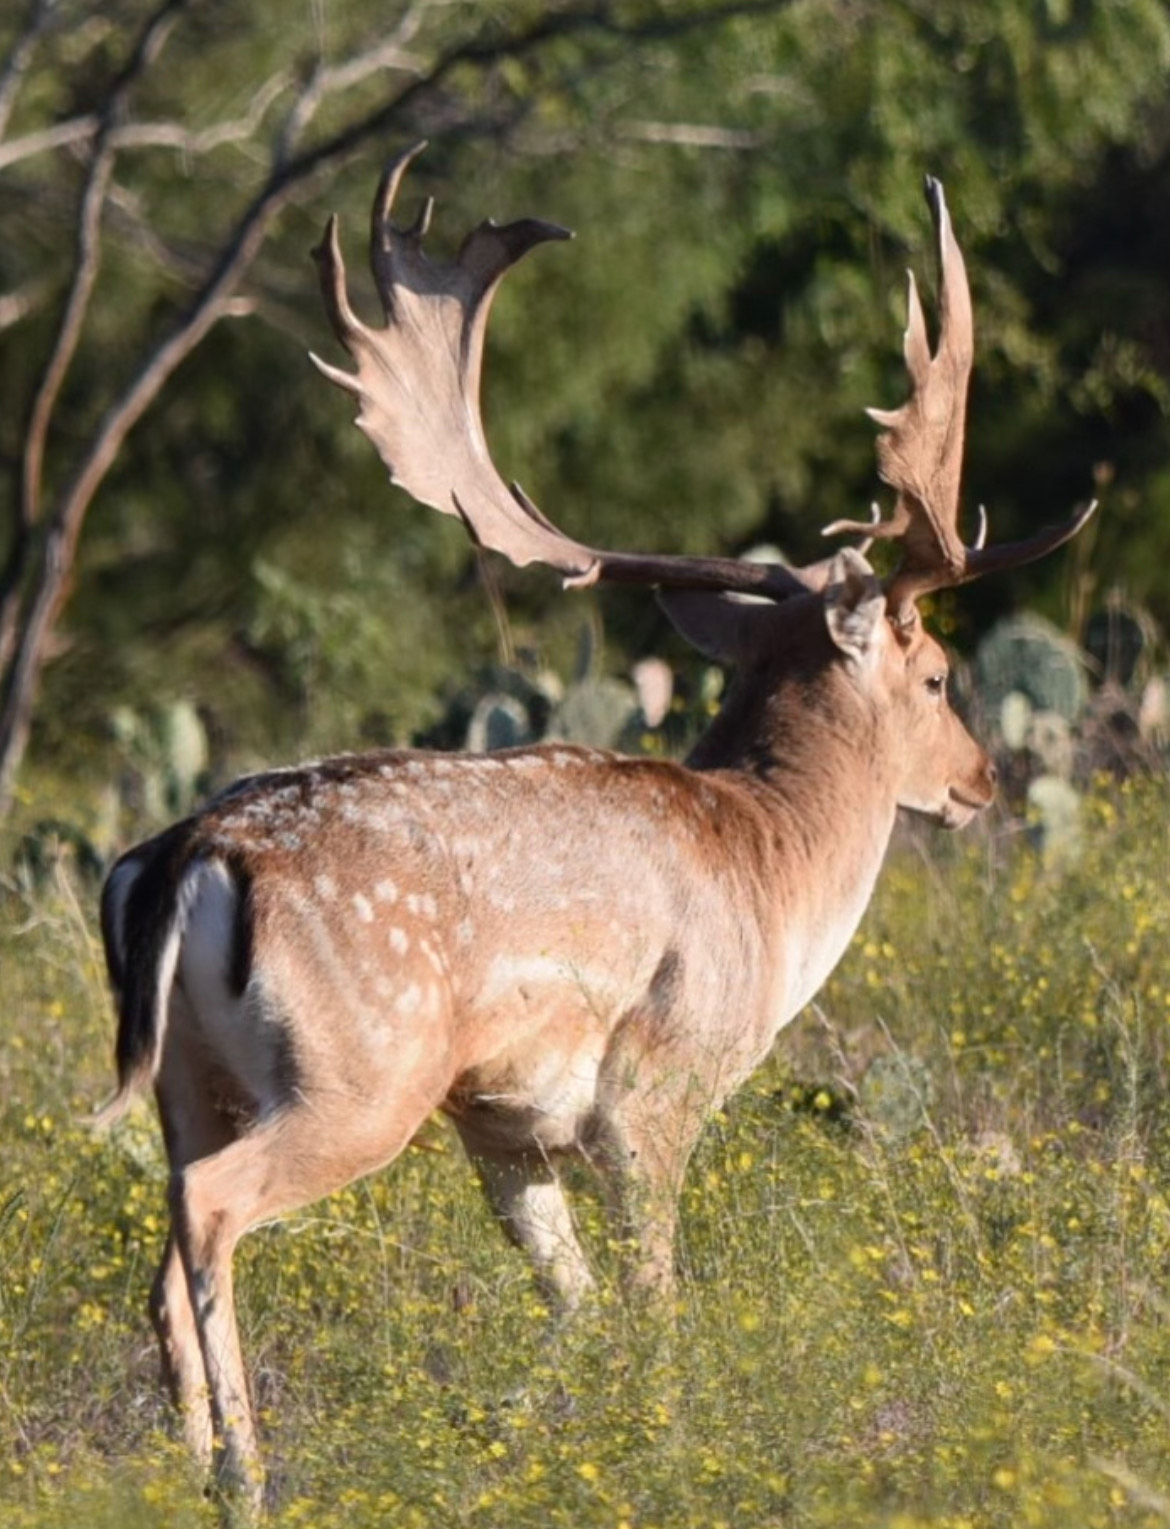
[941,784,993,830]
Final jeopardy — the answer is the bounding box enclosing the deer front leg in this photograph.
[587,1055,715,1301]
[590,1127,685,1300]
[458,1138,595,1313]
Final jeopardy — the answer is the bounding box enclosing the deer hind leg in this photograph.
[169,1079,448,1512]
[150,1232,215,1464]
[152,1054,241,1466]
[456,1137,594,1314]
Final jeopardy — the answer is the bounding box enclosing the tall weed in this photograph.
[2,779,1169,1525]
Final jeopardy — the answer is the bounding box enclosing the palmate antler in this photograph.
[312,144,1093,622]
[826,177,1095,625]
[311,141,816,604]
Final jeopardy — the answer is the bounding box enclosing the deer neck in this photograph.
[690,638,894,797]
[686,653,900,1016]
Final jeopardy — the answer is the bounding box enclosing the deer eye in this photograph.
[925,672,947,697]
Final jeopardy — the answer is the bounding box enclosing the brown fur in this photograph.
[99,573,994,1510]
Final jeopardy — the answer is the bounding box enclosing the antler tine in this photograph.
[371,139,432,259]
[825,177,974,617]
[946,497,1098,585]
[827,178,1093,621]
[311,142,823,605]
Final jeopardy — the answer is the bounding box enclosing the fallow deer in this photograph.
[97,143,1093,1509]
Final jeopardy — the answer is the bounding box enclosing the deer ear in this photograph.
[823,547,886,663]
[656,587,778,664]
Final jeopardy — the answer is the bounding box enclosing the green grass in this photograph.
[3,776,1170,1526]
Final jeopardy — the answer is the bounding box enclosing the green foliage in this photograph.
[4,777,1170,1526]
[5,0,1170,788]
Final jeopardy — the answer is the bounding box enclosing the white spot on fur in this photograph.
[480,952,581,1007]
[419,937,446,974]
[353,893,374,924]
[389,927,409,956]
[374,879,399,904]
[314,874,338,901]
[395,982,423,1018]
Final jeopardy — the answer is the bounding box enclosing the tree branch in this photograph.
[0,0,57,144]
[617,120,766,149]
[0,0,186,673]
[0,0,796,816]
[0,275,50,332]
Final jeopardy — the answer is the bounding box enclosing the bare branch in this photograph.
[0,0,804,816]
[103,180,210,285]
[275,30,428,166]
[0,276,50,333]
[110,71,293,159]
[18,1,184,525]
[0,0,57,144]
[0,0,186,677]
[617,120,765,150]
[270,0,799,190]
[0,113,98,171]
[0,75,291,174]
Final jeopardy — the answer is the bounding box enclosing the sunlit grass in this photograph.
[3,777,1170,1525]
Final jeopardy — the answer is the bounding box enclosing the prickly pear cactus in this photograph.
[999,690,1032,751]
[416,664,556,752]
[1084,599,1159,690]
[1026,709,1074,780]
[858,1054,933,1141]
[159,700,209,811]
[466,693,534,752]
[111,699,209,821]
[548,675,640,749]
[975,614,1088,728]
[1026,773,1082,865]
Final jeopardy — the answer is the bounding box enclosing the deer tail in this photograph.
[92,833,194,1129]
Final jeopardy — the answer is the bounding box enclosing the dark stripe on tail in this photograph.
[98,822,199,1110]
[227,853,255,999]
